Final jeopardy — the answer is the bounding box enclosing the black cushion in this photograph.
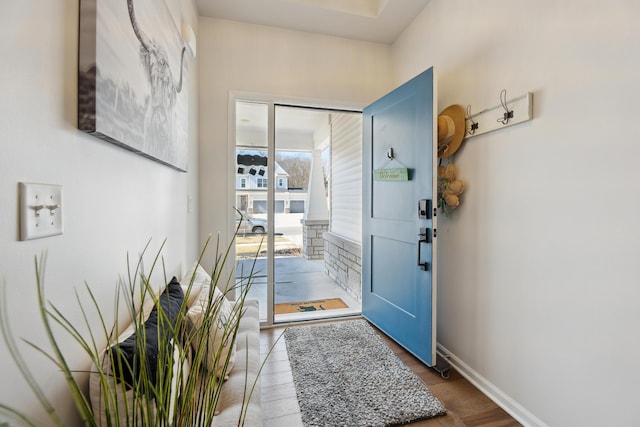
[109,277,184,389]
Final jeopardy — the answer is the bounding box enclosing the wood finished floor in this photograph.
[260,319,521,427]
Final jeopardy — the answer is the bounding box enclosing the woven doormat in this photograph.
[275,298,348,314]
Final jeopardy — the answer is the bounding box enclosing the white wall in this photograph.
[393,1,640,425]
[0,0,199,425]
[197,17,394,266]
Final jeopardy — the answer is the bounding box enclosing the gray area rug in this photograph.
[284,319,446,426]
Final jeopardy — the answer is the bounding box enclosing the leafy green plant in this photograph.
[0,234,277,426]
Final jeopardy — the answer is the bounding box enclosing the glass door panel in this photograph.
[234,100,363,325]
[273,105,362,323]
[235,101,270,322]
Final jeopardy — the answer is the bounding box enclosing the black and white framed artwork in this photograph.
[78,0,192,171]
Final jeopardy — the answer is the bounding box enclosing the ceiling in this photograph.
[197,0,431,44]
[212,1,431,144]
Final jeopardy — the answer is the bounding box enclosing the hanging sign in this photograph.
[373,167,409,181]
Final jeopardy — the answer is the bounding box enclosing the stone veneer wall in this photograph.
[323,231,361,302]
[301,219,329,259]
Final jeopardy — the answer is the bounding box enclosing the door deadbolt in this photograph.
[418,199,432,219]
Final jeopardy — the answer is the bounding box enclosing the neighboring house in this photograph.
[235,152,306,214]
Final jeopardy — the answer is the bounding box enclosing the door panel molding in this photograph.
[362,67,437,366]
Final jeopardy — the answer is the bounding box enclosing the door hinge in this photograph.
[433,228,437,238]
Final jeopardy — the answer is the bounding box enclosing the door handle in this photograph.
[418,228,430,271]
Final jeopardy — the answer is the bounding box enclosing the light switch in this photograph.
[19,183,63,241]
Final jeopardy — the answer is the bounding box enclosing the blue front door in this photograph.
[362,68,437,366]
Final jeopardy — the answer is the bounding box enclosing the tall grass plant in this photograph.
[0,234,273,426]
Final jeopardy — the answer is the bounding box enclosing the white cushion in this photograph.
[180,261,209,307]
[185,265,237,380]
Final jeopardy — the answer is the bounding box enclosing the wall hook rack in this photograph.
[497,89,514,125]
[464,91,533,139]
[466,104,478,136]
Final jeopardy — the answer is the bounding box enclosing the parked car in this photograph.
[236,212,267,234]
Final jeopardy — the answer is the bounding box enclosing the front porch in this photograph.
[236,256,361,323]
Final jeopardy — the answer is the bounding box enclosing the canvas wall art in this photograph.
[78,0,191,171]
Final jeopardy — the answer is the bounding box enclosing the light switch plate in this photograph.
[19,182,63,240]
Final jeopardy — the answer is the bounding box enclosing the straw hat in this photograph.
[437,104,465,158]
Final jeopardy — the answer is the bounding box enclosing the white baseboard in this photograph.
[436,343,548,427]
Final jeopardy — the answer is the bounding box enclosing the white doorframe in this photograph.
[228,90,361,327]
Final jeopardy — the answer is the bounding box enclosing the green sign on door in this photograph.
[373,168,409,181]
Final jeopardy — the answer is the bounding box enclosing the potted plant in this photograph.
[0,234,272,426]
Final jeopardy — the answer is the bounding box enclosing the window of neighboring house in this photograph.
[277,178,285,189]
[257,178,267,188]
[240,178,247,188]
